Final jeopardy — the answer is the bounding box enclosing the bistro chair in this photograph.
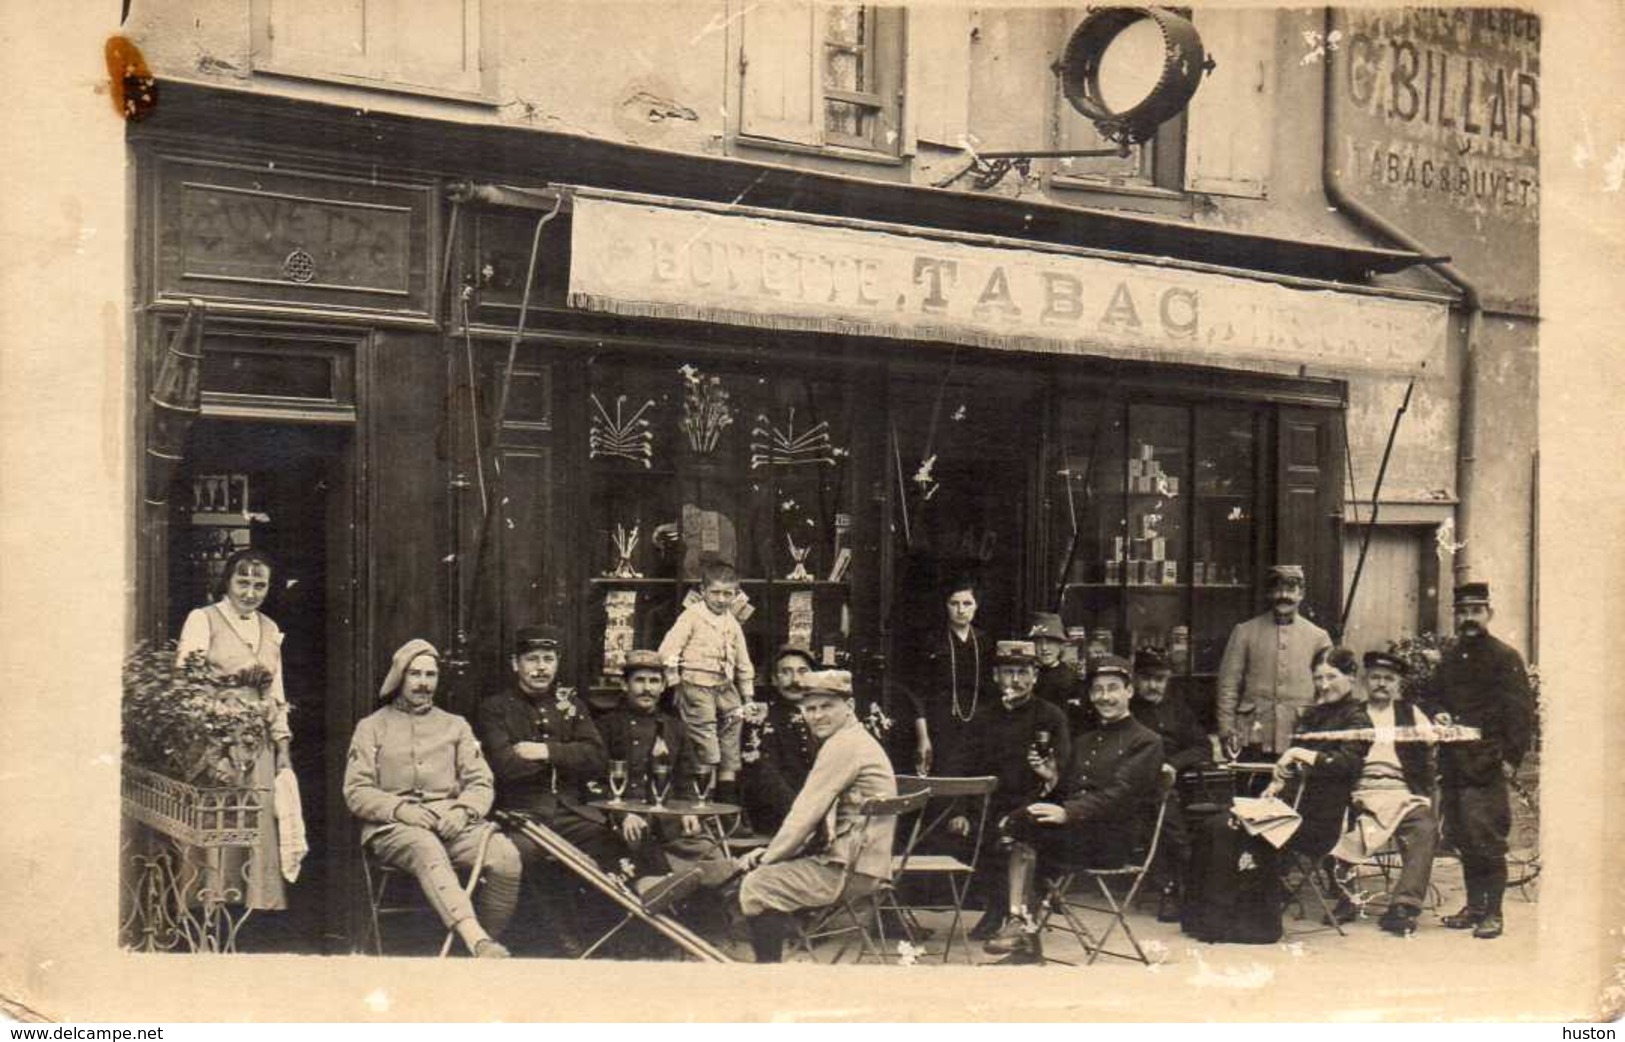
[880,774,998,963]
[1274,776,1349,938]
[793,786,932,964]
[359,823,498,957]
[1033,771,1176,966]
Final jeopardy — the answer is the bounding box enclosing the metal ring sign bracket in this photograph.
[1058,7,1215,148]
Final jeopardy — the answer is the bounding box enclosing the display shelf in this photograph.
[588,576,680,586]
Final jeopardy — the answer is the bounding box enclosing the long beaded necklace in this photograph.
[948,625,981,722]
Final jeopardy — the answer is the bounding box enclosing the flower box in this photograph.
[121,763,265,848]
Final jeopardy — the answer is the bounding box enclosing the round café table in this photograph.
[589,797,744,849]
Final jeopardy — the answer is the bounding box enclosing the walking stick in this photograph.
[439,823,498,958]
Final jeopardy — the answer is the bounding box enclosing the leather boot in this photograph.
[985,920,1043,965]
[968,907,1007,941]
[748,910,793,963]
[1441,904,1486,930]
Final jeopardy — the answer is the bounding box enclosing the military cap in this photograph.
[1453,582,1491,607]
[1087,653,1134,682]
[514,623,566,654]
[798,669,853,698]
[772,644,819,671]
[1362,650,1409,676]
[621,649,665,678]
[994,640,1039,666]
[1133,646,1171,675]
[1265,564,1306,583]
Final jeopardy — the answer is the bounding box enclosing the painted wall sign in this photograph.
[153,156,435,319]
[567,194,1447,376]
[1330,8,1539,314]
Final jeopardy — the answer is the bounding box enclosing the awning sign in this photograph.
[567,194,1447,375]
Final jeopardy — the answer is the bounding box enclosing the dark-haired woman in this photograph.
[899,579,990,775]
[175,547,294,911]
[1263,646,1367,859]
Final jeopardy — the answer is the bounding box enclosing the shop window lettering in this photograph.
[1345,34,1538,149]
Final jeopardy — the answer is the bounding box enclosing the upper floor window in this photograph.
[250,0,495,102]
[739,2,904,156]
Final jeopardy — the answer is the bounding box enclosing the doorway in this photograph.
[167,419,356,953]
[1339,523,1443,659]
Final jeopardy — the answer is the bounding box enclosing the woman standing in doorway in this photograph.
[175,547,295,912]
[902,578,991,775]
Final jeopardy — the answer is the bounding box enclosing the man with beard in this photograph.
[981,654,1164,965]
[1420,582,1535,940]
[1217,564,1333,759]
[941,640,1073,941]
[739,645,820,836]
[478,625,701,949]
[734,670,897,962]
[1027,612,1094,736]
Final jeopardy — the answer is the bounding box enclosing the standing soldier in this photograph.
[1216,564,1332,759]
[1421,582,1535,940]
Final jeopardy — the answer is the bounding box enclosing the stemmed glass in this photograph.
[691,764,716,809]
[607,760,628,806]
[650,759,672,809]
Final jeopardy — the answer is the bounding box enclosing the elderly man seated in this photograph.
[981,654,1165,965]
[733,670,897,963]
[1324,650,1441,936]
[344,639,523,958]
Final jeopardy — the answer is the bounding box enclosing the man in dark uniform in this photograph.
[941,640,1073,941]
[739,645,819,836]
[478,625,699,948]
[1129,646,1211,921]
[1028,612,1095,736]
[982,654,1164,965]
[1420,582,1535,940]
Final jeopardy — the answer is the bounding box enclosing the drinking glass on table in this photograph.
[691,764,716,808]
[650,760,672,808]
[607,759,629,806]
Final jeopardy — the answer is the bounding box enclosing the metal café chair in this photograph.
[881,774,999,963]
[1275,775,1349,938]
[359,822,498,957]
[793,787,932,964]
[1034,770,1177,966]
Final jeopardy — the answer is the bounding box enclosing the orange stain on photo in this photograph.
[105,35,157,121]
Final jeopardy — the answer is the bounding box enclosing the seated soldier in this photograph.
[599,649,735,892]
[1129,646,1212,922]
[733,670,897,963]
[739,645,820,837]
[981,654,1164,965]
[344,639,523,958]
[477,625,701,949]
[1324,650,1441,936]
[940,639,1072,942]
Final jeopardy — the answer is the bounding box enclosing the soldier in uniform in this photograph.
[981,654,1164,965]
[478,625,700,947]
[1216,564,1333,759]
[1421,582,1535,940]
[1130,645,1211,921]
[739,645,819,836]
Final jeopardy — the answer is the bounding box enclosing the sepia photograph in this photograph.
[1,0,1621,1024]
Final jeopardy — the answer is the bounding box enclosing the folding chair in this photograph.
[1276,777,1348,938]
[1034,771,1176,966]
[793,787,932,964]
[359,823,498,957]
[879,774,998,963]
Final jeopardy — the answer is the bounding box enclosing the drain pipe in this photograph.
[1320,6,1483,591]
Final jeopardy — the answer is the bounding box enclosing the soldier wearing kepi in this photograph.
[1217,564,1333,759]
[1421,582,1535,940]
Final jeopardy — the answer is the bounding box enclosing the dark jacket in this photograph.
[598,705,690,802]
[899,625,992,771]
[1132,694,1211,773]
[947,694,1072,820]
[476,684,608,822]
[740,695,816,835]
[1285,698,1366,856]
[1035,661,1097,735]
[1350,700,1436,796]
[1420,633,1535,788]
[1056,714,1164,856]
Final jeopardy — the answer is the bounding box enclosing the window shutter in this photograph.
[256,0,373,77]
[906,8,970,150]
[1184,9,1276,198]
[739,1,822,146]
[1276,408,1344,631]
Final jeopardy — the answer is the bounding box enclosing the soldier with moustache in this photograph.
[739,645,820,837]
[1217,564,1333,760]
[1420,582,1535,940]
[1129,646,1211,921]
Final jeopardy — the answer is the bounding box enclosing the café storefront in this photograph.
[130,94,1448,952]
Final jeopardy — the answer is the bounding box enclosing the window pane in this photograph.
[1124,404,1189,659]
[824,99,868,139]
[1192,407,1260,673]
[826,4,865,47]
[824,47,860,92]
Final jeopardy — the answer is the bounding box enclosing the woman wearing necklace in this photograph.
[175,547,296,913]
[902,578,991,775]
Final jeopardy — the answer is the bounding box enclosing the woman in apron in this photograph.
[175,547,292,912]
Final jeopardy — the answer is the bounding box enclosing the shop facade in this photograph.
[129,82,1452,951]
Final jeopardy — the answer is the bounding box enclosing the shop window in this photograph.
[581,358,855,699]
[739,2,904,156]
[250,0,495,101]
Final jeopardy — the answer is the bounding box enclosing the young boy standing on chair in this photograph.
[657,559,757,807]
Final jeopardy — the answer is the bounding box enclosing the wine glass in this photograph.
[691,764,716,809]
[1222,733,1242,764]
[650,761,672,809]
[607,760,628,806]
